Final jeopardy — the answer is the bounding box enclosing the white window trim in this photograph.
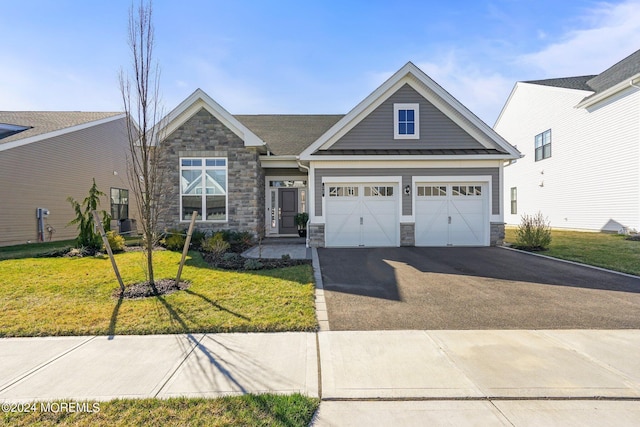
[179,157,228,223]
[394,103,420,140]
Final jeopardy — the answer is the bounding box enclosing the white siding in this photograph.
[496,83,640,231]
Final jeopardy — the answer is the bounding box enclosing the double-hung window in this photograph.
[510,187,517,215]
[180,158,227,221]
[535,129,551,161]
[394,103,419,139]
[110,188,129,220]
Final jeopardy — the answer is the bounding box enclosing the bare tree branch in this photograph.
[119,0,168,286]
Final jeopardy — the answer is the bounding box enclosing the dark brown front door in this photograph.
[279,188,298,234]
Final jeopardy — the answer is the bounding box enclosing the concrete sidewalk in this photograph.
[0,333,318,402]
[1,330,640,425]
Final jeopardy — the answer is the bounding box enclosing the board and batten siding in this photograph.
[0,118,133,246]
[496,83,640,231]
[314,167,500,217]
[330,84,486,150]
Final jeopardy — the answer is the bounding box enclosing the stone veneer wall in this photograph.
[159,108,264,236]
[490,222,505,246]
[400,223,415,246]
[308,223,325,248]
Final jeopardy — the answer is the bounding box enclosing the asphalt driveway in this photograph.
[317,247,640,330]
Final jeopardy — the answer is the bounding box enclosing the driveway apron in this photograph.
[317,247,640,330]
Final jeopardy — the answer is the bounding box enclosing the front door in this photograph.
[278,188,298,234]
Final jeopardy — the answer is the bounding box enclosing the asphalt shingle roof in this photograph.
[0,111,122,144]
[586,48,640,93]
[235,114,344,155]
[524,48,640,99]
[524,76,596,91]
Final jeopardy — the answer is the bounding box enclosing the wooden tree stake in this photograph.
[92,210,125,291]
[176,211,198,284]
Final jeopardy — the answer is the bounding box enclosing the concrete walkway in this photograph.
[1,330,639,424]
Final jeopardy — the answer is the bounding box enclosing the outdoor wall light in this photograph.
[404,185,411,195]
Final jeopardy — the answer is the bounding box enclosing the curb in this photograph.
[311,248,330,332]
[499,246,640,280]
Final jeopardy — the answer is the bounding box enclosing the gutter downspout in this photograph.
[297,158,311,248]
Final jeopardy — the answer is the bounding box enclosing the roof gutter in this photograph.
[576,73,640,108]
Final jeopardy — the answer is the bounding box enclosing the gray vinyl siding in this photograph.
[314,167,500,217]
[330,84,485,150]
[263,168,306,177]
[0,118,135,246]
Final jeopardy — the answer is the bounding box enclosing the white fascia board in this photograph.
[493,82,520,129]
[575,73,640,108]
[0,113,126,152]
[259,155,300,168]
[160,88,264,147]
[300,62,521,160]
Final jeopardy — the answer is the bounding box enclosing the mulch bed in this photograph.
[202,253,311,270]
[113,278,190,299]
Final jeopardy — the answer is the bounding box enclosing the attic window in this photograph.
[0,123,31,140]
[394,103,419,139]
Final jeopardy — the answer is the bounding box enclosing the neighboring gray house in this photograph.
[496,49,640,232]
[159,62,520,247]
[0,112,135,246]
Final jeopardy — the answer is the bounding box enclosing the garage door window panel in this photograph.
[365,186,394,197]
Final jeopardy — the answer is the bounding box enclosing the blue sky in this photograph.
[2,0,639,124]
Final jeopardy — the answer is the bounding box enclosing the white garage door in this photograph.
[415,183,488,246]
[325,183,399,247]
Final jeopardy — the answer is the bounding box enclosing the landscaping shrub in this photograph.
[217,230,255,253]
[244,258,263,270]
[514,212,552,251]
[201,233,231,258]
[105,230,126,253]
[190,229,208,250]
[162,229,186,251]
[66,178,110,252]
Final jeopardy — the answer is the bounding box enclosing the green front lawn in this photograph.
[0,251,317,337]
[3,394,320,427]
[505,227,640,276]
[0,240,75,261]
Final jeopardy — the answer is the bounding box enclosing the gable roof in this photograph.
[160,88,265,148]
[586,48,640,94]
[235,114,343,156]
[522,48,640,108]
[299,62,521,160]
[0,111,125,152]
[524,76,596,91]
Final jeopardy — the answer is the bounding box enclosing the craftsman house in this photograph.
[158,62,520,247]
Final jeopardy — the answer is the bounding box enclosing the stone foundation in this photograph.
[400,223,415,246]
[308,223,325,248]
[490,222,505,246]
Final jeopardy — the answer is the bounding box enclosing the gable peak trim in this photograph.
[300,62,520,159]
[161,88,264,147]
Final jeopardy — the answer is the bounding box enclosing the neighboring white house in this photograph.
[495,49,640,232]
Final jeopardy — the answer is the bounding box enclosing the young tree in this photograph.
[67,178,110,252]
[119,0,167,286]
